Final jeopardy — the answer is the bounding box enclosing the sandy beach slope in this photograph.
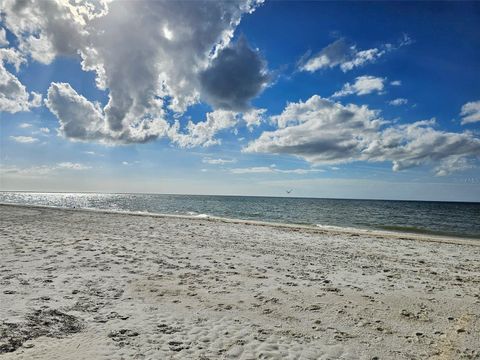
[0,204,479,359]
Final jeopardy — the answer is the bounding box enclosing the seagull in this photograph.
[286,189,293,194]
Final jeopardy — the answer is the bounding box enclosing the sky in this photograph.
[0,0,480,201]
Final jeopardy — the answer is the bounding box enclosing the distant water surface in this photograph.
[1,192,479,239]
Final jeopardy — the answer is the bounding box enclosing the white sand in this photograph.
[0,204,479,359]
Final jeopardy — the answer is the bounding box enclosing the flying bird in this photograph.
[286,189,293,194]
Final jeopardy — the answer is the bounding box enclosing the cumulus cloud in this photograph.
[164,107,266,148]
[242,108,267,129]
[168,109,239,148]
[203,158,237,165]
[10,135,38,143]
[2,0,263,143]
[433,156,474,177]
[389,98,408,106]
[45,82,169,143]
[362,119,480,173]
[245,95,480,175]
[247,95,385,164]
[300,34,412,73]
[0,48,42,113]
[460,100,480,124]
[332,75,385,97]
[200,37,269,111]
[45,82,106,141]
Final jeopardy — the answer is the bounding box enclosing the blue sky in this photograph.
[1,0,479,201]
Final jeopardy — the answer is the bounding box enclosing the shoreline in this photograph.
[1,202,478,247]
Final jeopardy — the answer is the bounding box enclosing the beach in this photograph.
[0,204,479,359]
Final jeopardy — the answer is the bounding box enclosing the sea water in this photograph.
[1,192,479,239]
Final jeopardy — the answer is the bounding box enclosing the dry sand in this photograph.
[0,204,479,359]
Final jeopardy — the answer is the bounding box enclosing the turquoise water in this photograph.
[1,192,479,239]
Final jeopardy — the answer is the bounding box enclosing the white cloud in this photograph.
[57,162,90,170]
[19,123,32,128]
[2,0,263,143]
[390,80,402,86]
[362,119,480,172]
[246,95,385,164]
[83,150,104,157]
[230,166,275,174]
[203,158,237,165]
[0,27,8,47]
[433,156,474,177]
[10,135,38,143]
[340,48,385,72]
[230,165,323,175]
[242,108,267,129]
[1,162,90,177]
[0,48,42,113]
[389,98,408,106]
[39,127,50,134]
[332,76,385,97]
[168,109,239,148]
[245,95,480,175]
[0,48,25,72]
[460,100,480,125]
[45,82,169,144]
[299,38,351,72]
[300,35,412,73]
[1,165,53,176]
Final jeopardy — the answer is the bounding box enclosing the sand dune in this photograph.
[0,204,479,359]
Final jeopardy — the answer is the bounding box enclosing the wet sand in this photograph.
[0,204,479,359]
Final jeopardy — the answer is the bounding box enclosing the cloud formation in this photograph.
[46,82,105,141]
[1,162,90,177]
[299,34,412,73]
[167,108,268,148]
[460,100,480,124]
[200,37,269,111]
[332,75,385,97]
[10,135,38,143]
[246,95,480,175]
[242,108,267,129]
[230,165,323,174]
[2,0,262,143]
[168,110,238,148]
[57,162,90,170]
[0,27,8,47]
[389,98,408,106]
[45,82,169,143]
[0,48,41,113]
[203,158,237,165]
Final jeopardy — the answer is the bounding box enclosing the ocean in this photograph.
[1,192,479,239]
